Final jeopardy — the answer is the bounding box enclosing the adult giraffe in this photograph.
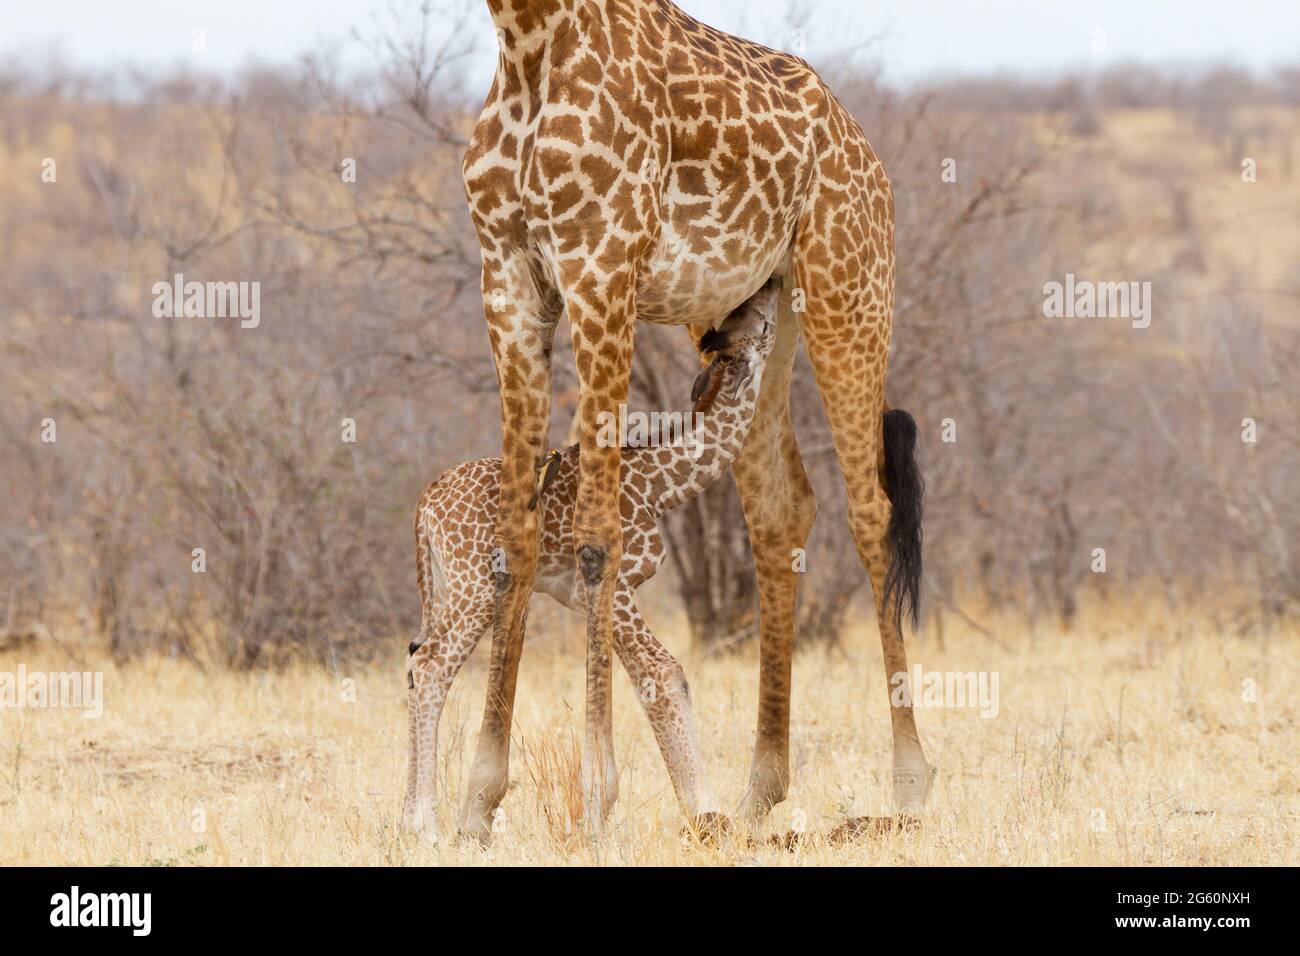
[458,0,930,840]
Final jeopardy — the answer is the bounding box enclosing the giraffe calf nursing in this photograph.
[404,278,779,844]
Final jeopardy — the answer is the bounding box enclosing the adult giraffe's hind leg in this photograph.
[793,163,932,817]
[730,286,818,822]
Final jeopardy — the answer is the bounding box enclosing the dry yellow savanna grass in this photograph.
[1,599,1295,866]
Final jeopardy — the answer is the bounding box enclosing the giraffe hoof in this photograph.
[892,766,933,814]
[682,811,735,846]
[738,768,789,822]
[402,801,439,846]
[455,826,492,849]
[455,807,496,848]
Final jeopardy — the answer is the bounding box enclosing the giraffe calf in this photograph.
[404,277,780,844]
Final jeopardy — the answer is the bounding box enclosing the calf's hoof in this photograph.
[402,799,439,846]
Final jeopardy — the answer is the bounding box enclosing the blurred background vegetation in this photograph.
[0,2,1295,665]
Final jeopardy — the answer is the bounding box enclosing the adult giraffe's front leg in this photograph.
[566,266,639,832]
[458,266,556,843]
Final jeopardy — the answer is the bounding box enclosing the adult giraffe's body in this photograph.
[459,0,930,839]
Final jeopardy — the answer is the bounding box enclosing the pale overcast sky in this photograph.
[4,0,1297,82]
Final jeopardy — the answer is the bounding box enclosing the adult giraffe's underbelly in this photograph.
[634,190,796,327]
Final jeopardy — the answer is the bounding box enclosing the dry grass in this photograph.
[1,599,1296,866]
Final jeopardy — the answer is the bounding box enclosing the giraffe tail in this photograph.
[881,408,924,633]
[409,492,440,661]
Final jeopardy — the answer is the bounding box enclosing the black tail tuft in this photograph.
[882,408,924,634]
